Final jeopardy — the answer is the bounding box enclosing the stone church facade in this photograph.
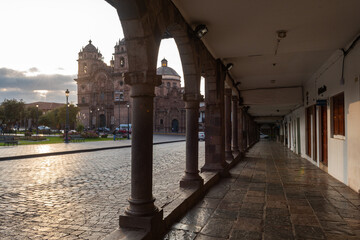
[75,40,185,133]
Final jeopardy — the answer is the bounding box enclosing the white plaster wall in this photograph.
[284,38,360,191]
[285,107,306,156]
[344,43,360,193]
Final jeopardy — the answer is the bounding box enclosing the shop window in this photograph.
[332,92,345,136]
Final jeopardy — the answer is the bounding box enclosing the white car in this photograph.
[260,133,269,139]
[198,132,205,141]
[38,125,50,130]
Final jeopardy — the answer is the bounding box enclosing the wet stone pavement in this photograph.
[0,141,204,240]
[165,141,360,240]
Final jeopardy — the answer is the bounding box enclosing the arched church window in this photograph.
[83,63,87,73]
[173,82,177,87]
[120,93,124,101]
[100,92,105,101]
[119,80,124,86]
[167,82,170,87]
[81,97,86,104]
[160,119,163,125]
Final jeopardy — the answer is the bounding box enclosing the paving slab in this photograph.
[165,141,360,240]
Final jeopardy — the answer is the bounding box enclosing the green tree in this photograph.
[76,123,84,133]
[0,105,4,124]
[57,104,79,129]
[1,99,25,127]
[39,113,52,127]
[26,106,40,122]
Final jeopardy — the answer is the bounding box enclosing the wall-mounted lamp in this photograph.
[277,30,287,39]
[275,30,287,55]
[226,63,233,71]
[195,24,208,38]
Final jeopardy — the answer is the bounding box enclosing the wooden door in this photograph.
[289,122,291,148]
[313,106,317,162]
[297,118,301,154]
[321,105,328,165]
[306,107,312,157]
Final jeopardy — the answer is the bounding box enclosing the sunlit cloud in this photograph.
[0,87,22,92]
[0,67,76,103]
[29,67,39,73]
[34,90,49,98]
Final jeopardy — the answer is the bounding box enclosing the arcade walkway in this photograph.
[165,141,360,240]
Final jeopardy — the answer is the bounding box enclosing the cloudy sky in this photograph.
[0,0,183,104]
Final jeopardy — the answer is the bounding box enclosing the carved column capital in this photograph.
[125,71,161,98]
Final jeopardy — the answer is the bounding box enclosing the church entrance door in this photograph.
[100,114,106,127]
[171,119,179,132]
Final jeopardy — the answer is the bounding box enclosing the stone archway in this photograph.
[105,0,212,231]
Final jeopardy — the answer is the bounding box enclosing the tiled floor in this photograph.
[165,141,360,240]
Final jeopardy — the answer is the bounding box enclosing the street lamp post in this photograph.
[65,89,70,143]
[118,101,121,127]
[127,103,130,139]
[36,104,39,135]
[89,109,92,129]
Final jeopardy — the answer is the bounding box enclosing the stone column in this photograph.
[202,60,227,173]
[237,107,243,155]
[180,93,204,188]
[224,88,233,161]
[232,96,239,156]
[120,71,163,229]
[246,113,250,149]
[246,113,251,149]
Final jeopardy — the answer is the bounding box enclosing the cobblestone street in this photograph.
[0,141,204,239]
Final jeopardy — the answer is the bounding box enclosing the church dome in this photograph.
[83,40,98,52]
[156,58,180,77]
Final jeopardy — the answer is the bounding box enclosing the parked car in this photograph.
[38,125,50,130]
[118,124,132,134]
[113,128,127,135]
[96,127,110,133]
[198,131,205,141]
[260,133,269,139]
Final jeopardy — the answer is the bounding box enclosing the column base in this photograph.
[120,209,164,231]
[225,150,234,162]
[180,172,204,188]
[125,197,159,217]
